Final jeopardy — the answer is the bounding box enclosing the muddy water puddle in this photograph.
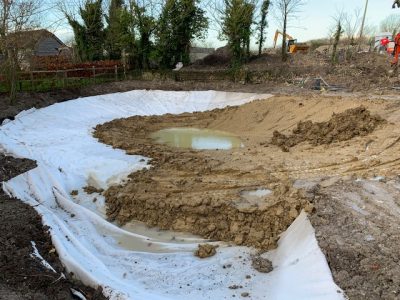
[150,127,243,150]
[97,221,206,253]
[121,220,205,242]
[79,182,206,253]
[93,206,205,253]
[241,189,272,201]
[234,188,275,212]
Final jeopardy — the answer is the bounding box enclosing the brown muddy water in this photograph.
[150,128,243,150]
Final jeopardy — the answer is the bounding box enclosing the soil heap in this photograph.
[271,106,385,152]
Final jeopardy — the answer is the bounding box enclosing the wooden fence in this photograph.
[0,65,123,93]
[0,65,307,93]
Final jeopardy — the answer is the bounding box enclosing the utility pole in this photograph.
[358,0,369,50]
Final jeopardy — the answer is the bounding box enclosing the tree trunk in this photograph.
[246,35,250,60]
[331,22,342,65]
[258,25,264,56]
[258,0,270,56]
[7,49,17,105]
[282,11,288,62]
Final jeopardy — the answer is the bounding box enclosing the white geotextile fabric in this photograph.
[0,90,344,299]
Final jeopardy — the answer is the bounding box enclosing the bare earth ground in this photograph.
[95,94,400,299]
[0,154,107,299]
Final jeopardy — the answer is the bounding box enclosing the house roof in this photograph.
[6,29,66,50]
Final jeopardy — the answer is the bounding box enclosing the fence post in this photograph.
[92,66,96,83]
[63,70,67,88]
[114,65,118,81]
[30,71,34,91]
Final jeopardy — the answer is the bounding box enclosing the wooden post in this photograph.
[358,0,369,51]
[30,72,34,91]
[114,65,118,81]
[92,66,96,83]
[63,70,67,88]
[122,48,127,80]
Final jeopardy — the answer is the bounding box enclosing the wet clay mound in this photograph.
[105,173,312,250]
[94,106,313,250]
[271,106,385,152]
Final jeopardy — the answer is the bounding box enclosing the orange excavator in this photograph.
[391,1,400,66]
[273,30,310,53]
[391,33,400,66]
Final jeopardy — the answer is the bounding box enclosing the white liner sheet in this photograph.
[0,90,343,299]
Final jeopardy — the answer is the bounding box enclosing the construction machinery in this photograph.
[391,33,400,66]
[273,30,310,53]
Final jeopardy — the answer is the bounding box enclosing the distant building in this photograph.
[189,47,215,63]
[5,29,72,70]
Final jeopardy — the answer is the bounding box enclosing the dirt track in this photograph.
[95,94,400,299]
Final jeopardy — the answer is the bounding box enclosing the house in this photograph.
[5,29,72,70]
[189,47,215,63]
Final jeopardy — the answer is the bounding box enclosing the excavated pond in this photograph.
[93,94,400,298]
[94,103,316,250]
[93,96,389,251]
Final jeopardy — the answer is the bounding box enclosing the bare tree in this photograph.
[274,0,306,61]
[342,8,362,45]
[362,22,377,38]
[257,0,270,56]
[0,0,41,104]
[329,10,344,65]
[380,14,400,38]
[340,8,363,60]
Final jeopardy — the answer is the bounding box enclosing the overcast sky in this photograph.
[278,0,396,42]
[49,0,398,49]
